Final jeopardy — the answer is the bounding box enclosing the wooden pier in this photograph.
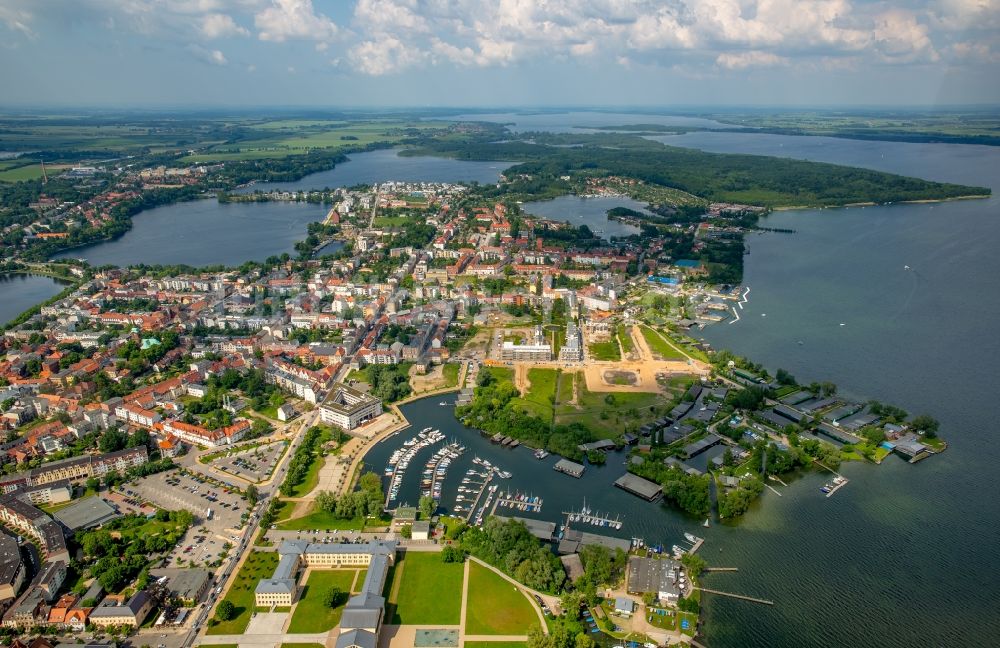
[695,587,773,605]
[689,537,705,554]
[463,475,493,523]
[703,567,739,572]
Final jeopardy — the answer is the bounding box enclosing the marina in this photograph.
[563,500,624,530]
[383,427,445,506]
[492,491,544,513]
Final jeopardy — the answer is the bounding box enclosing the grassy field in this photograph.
[391,552,464,625]
[442,363,461,388]
[180,120,450,163]
[511,368,558,423]
[353,569,368,593]
[640,326,687,360]
[588,339,621,361]
[207,551,279,635]
[555,375,677,438]
[617,324,635,355]
[275,504,381,532]
[287,569,357,633]
[465,562,538,634]
[0,163,72,182]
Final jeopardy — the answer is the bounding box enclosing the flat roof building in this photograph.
[614,473,662,501]
[320,383,383,431]
[53,497,120,532]
[553,459,585,478]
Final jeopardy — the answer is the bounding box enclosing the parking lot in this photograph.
[127,470,252,569]
[209,440,287,483]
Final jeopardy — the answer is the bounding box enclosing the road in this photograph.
[176,409,321,647]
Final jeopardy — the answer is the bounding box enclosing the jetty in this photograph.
[703,567,739,572]
[695,587,773,606]
[495,491,543,513]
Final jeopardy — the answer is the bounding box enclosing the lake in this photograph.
[52,200,327,267]
[412,112,1000,647]
[0,274,70,325]
[53,149,513,267]
[521,195,643,239]
[446,110,733,134]
[678,132,1000,647]
[236,148,512,194]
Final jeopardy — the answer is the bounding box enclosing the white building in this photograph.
[319,384,382,431]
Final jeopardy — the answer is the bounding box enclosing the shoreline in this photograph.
[771,193,991,211]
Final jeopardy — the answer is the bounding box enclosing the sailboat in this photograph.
[703,518,710,528]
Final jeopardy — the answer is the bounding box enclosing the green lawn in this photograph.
[287,569,357,633]
[289,451,326,498]
[640,326,687,360]
[275,506,375,532]
[555,378,667,439]
[465,562,538,635]
[442,363,461,388]
[207,551,279,635]
[617,324,635,355]
[391,552,464,625]
[588,339,621,361]
[353,569,367,593]
[511,368,558,423]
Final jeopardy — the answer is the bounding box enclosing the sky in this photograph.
[0,0,998,107]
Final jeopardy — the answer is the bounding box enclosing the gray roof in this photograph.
[53,496,120,531]
[341,607,382,630]
[0,533,23,586]
[149,568,211,601]
[614,473,662,501]
[255,578,296,594]
[336,628,378,648]
[273,553,299,581]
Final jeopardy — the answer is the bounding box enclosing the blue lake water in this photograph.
[447,111,733,134]
[521,195,644,239]
[237,148,512,193]
[52,149,513,268]
[52,200,328,267]
[0,274,69,325]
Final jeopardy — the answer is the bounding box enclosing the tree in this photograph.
[245,484,259,506]
[322,585,343,609]
[910,414,940,438]
[418,495,436,520]
[98,427,128,453]
[215,600,235,621]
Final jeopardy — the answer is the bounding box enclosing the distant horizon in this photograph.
[1,104,999,114]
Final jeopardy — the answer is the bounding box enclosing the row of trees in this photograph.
[313,472,385,520]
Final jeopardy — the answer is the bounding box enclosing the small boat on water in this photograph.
[439,401,448,406]
[684,532,698,543]
[821,484,832,493]
[703,518,710,528]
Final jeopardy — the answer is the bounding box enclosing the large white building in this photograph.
[319,384,382,431]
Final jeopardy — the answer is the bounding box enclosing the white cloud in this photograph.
[716,50,789,69]
[255,0,338,42]
[0,4,36,38]
[873,9,939,63]
[350,34,425,74]
[200,13,250,38]
[187,44,229,64]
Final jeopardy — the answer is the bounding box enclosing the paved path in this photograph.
[198,632,330,646]
[459,559,471,641]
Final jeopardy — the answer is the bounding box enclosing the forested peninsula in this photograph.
[405,128,990,208]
